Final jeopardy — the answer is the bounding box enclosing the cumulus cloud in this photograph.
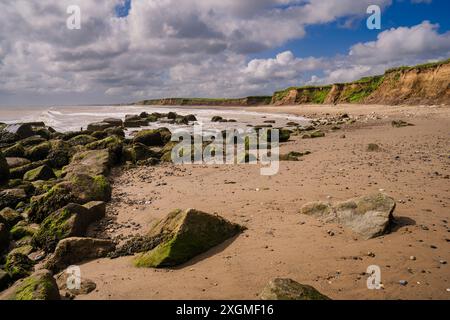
[0,0,447,105]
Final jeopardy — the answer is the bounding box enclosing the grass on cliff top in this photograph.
[273,85,332,103]
[385,58,450,74]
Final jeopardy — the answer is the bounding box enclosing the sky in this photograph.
[0,0,449,107]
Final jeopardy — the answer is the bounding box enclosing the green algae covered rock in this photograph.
[134,209,244,268]
[28,174,111,223]
[0,207,23,228]
[5,252,35,281]
[32,203,102,252]
[62,149,111,177]
[23,165,56,182]
[0,269,60,300]
[25,142,51,161]
[85,135,123,164]
[260,278,330,300]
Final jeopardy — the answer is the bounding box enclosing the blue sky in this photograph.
[0,0,449,106]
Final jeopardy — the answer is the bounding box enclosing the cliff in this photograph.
[135,59,450,107]
[272,59,450,106]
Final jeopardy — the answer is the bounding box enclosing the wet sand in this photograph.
[77,104,449,300]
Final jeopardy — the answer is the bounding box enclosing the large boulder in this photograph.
[46,237,115,272]
[6,157,30,169]
[260,278,330,300]
[134,209,244,268]
[4,252,35,281]
[132,129,164,146]
[20,136,47,147]
[0,269,60,300]
[0,151,9,185]
[300,193,396,239]
[123,143,161,163]
[103,118,123,127]
[62,149,111,178]
[0,188,27,210]
[0,269,11,291]
[23,165,56,182]
[32,203,105,252]
[28,174,111,223]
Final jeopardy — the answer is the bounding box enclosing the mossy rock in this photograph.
[0,269,60,300]
[5,252,35,281]
[125,143,161,163]
[302,130,325,139]
[2,143,25,158]
[10,222,38,241]
[20,136,47,147]
[68,134,97,146]
[9,245,33,256]
[0,269,11,291]
[32,203,100,253]
[25,142,51,161]
[279,129,291,143]
[32,179,58,196]
[23,165,56,182]
[134,209,244,268]
[47,140,73,168]
[367,143,380,152]
[28,174,111,223]
[260,278,330,300]
[63,149,111,178]
[9,159,50,179]
[132,129,165,147]
[0,151,9,185]
[85,135,123,164]
[0,207,23,228]
[0,188,27,211]
[392,120,414,128]
[5,157,30,169]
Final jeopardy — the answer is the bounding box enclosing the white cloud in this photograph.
[0,0,448,105]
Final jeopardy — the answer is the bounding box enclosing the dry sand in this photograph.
[78,104,449,300]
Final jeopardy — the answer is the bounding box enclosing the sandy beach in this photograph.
[71,104,450,300]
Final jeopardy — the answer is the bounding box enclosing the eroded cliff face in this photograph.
[136,96,272,106]
[272,59,450,106]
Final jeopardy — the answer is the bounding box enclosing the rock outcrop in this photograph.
[0,270,60,300]
[300,193,396,239]
[260,278,330,300]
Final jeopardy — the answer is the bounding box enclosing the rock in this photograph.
[23,165,56,182]
[260,278,330,300]
[134,209,244,268]
[103,118,123,127]
[2,143,25,158]
[303,130,325,139]
[132,129,166,147]
[63,149,111,178]
[105,127,125,138]
[9,159,50,179]
[0,188,27,211]
[279,151,310,161]
[5,252,35,281]
[56,272,96,296]
[87,122,114,132]
[124,143,161,163]
[32,203,105,252]
[0,269,60,300]
[82,201,106,221]
[279,129,291,143]
[10,222,38,241]
[1,123,34,142]
[24,142,51,161]
[185,114,197,122]
[28,174,111,223]
[211,116,223,122]
[399,280,408,286]
[0,151,9,185]
[392,120,414,128]
[0,223,10,252]
[6,157,30,169]
[124,119,148,128]
[0,207,23,228]
[0,269,11,291]
[85,135,123,164]
[67,134,97,146]
[46,237,115,272]
[300,193,396,239]
[20,136,47,147]
[367,143,380,152]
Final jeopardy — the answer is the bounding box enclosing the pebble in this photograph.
[410,256,416,261]
[439,260,447,265]
[399,280,408,286]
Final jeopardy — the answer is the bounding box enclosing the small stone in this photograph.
[399,280,408,286]
[410,256,416,261]
[439,260,447,265]
[367,252,376,258]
